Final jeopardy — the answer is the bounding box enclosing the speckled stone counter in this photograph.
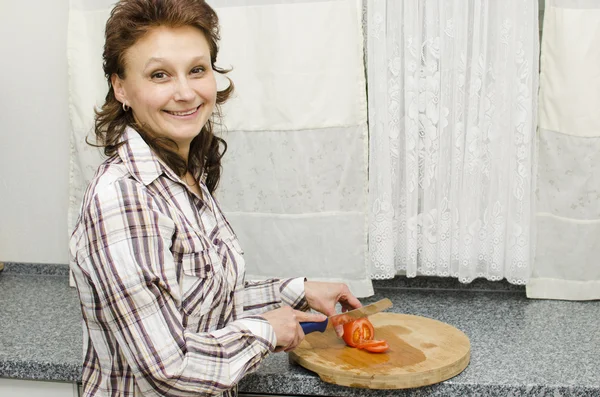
[1,263,599,396]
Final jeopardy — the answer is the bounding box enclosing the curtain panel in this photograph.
[366,0,539,283]
[527,0,600,300]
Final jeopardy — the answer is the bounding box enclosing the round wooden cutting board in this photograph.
[289,313,470,389]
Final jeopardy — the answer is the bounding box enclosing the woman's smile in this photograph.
[163,104,203,118]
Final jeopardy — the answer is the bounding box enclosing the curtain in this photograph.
[367,0,539,283]
[67,0,373,296]
[527,0,600,300]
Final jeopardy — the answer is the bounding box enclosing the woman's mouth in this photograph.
[164,104,201,117]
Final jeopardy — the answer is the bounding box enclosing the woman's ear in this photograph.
[111,73,127,104]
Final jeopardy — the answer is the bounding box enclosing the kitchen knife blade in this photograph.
[300,298,393,334]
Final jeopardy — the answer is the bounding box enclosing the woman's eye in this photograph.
[191,66,205,74]
[151,72,167,80]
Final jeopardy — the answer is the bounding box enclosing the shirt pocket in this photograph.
[180,248,223,319]
[224,236,244,256]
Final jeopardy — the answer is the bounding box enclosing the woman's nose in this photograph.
[173,78,195,102]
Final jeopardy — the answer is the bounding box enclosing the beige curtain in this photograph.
[527,0,600,300]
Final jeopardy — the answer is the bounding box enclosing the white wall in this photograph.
[0,0,71,264]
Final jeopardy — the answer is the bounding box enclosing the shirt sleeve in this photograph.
[74,179,276,397]
[243,277,309,315]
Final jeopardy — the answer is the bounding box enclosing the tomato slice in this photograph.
[356,339,389,353]
[356,339,387,348]
[342,318,374,347]
[360,343,389,353]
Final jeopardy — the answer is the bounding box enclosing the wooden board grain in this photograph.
[288,313,470,389]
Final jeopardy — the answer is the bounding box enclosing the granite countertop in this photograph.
[1,263,599,396]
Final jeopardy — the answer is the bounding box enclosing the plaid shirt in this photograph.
[70,127,308,396]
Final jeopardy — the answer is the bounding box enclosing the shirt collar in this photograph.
[117,126,166,186]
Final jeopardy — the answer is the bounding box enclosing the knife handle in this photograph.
[300,319,329,334]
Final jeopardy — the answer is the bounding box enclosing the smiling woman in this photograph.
[111,25,218,193]
[68,1,362,396]
[93,0,234,194]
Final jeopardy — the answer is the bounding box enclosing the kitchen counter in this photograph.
[1,263,599,396]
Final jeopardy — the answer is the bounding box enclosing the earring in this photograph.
[122,102,130,112]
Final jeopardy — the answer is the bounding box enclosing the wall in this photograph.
[539,0,545,36]
[0,0,71,264]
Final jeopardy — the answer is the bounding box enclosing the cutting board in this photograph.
[289,313,470,389]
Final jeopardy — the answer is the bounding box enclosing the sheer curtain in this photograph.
[67,0,373,296]
[367,0,539,283]
[527,0,600,300]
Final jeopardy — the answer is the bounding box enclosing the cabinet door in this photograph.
[0,379,77,397]
[240,395,302,397]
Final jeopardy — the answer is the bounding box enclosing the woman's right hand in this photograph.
[261,307,326,352]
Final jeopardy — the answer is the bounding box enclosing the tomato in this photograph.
[342,318,374,347]
[342,318,389,353]
[356,339,389,353]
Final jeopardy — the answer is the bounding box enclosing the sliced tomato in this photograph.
[342,318,374,347]
[342,318,389,353]
[356,339,387,348]
[360,344,389,353]
[356,339,389,353]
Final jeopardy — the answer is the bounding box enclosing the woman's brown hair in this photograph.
[92,0,234,193]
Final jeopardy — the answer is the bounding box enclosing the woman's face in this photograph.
[112,25,217,156]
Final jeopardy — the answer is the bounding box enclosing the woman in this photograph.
[69,0,362,396]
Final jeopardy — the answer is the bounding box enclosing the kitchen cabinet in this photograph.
[0,376,299,397]
[0,378,78,397]
[241,395,302,397]
[240,395,301,397]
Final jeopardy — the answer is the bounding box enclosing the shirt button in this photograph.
[205,265,211,273]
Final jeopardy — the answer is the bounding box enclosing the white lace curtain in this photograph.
[367,0,539,283]
[67,0,373,296]
[527,0,600,300]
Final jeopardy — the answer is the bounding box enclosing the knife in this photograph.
[300,298,393,334]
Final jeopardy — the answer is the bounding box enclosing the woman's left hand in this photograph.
[303,281,362,337]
